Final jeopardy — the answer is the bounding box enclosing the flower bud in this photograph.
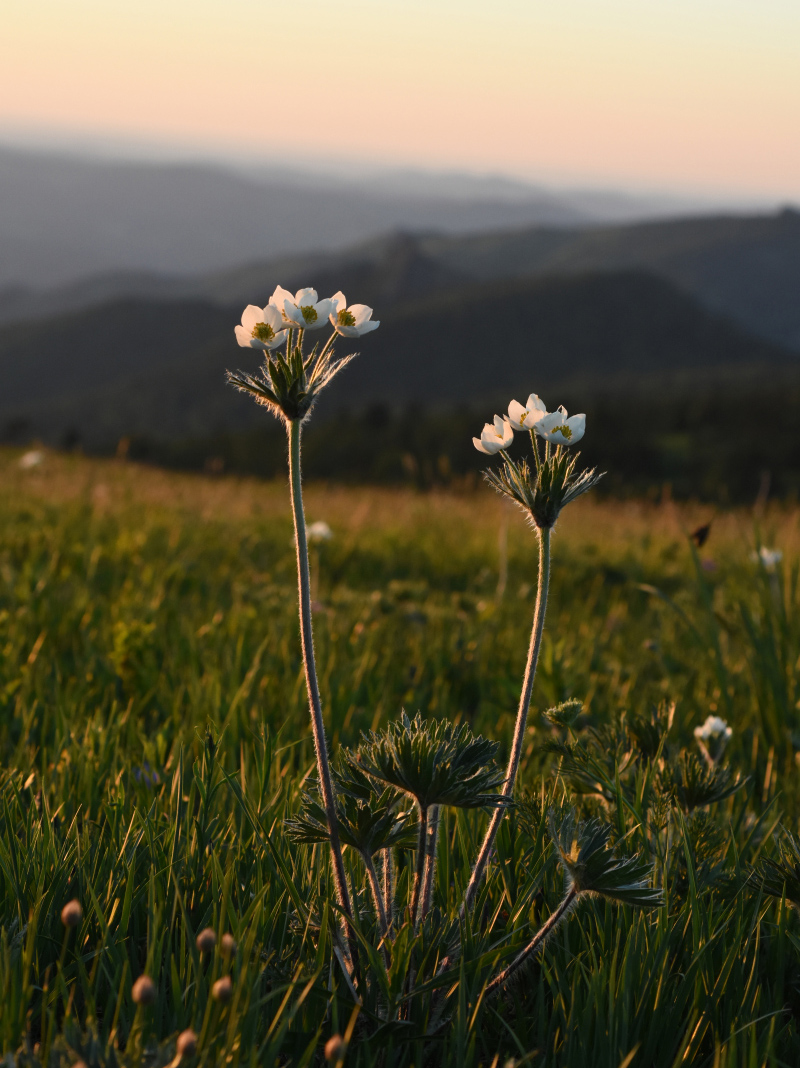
[220,932,237,957]
[211,975,233,1003]
[196,927,216,953]
[325,1034,346,1062]
[61,899,83,928]
[176,1029,198,1058]
[132,975,157,1005]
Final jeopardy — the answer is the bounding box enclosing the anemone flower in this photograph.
[234,304,287,350]
[271,286,336,331]
[536,406,586,446]
[508,394,547,431]
[329,292,380,336]
[473,415,514,455]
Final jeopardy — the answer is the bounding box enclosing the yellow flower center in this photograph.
[550,424,572,439]
[300,305,318,324]
[252,322,276,342]
[337,308,356,327]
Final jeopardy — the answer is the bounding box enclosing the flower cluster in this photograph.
[473,392,601,528]
[473,394,586,455]
[228,285,379,423]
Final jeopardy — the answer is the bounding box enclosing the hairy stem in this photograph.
[383,848,394,927]
[420,805,441,923]
[462,526,551,915]
[485,887,577,995]
[363,852,391,965]
[410,805,428,927]
[287,418,359,977]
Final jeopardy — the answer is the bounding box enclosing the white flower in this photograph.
[234,304,287,350]
[19,449,44,469]
[473,415,514,455]
[536,406,586,446]
[329,292,380,337]
[508,394,547,430]
[694,715,732,741]
[758,546,783,570]
[271,286,336,331]
[307,521,333,543]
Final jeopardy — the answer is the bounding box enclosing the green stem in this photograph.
[420,805,440,923]
[383,848,394,927]
[363,851,391,966]
[410,805,428,927]
[485,887,577,995]
[462,525,551,915]
[529,429,542,475]
[318,330,338,362]
[287,419,359,978]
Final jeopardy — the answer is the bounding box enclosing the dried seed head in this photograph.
[132,975,157,1005]
[61,899,83,928]
[196,927,216,953]
[220,932,237,957]
[176,1029,198,1058]
[211,975,232,1003]
[325,1034,345,1062]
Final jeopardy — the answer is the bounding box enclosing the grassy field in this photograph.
[1,448,800,1067]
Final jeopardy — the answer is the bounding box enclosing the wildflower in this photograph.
[60,899,82,927]
[234,304,287,350]
[196,927,217,953]
[176,1030,198,1058]
[693,715,733,769]
[536,406,586,446]
[694,715,732,742]
[211,975,233,1003]
[473,415,514,455]
[221,932,237,956]
[271,285,336,330]
[329,292,380,336]
[325,1035,346,1062]
[307,520,333,542]
[132,975,157,1005]
[757,546,783,570]
[508,394,546,430]
[19,449,44,469]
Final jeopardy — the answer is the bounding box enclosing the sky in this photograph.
[2,0,799,198]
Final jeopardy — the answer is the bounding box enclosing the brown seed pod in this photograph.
[196,927,217,953]
[132,974,157,1005]
[220,932,237,957]
[60,899,83,928]
[325,1034,346,1062]
[211,975,233,1003]
[176,1029,198,1058]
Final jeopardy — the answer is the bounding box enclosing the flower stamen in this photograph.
[252,322,276,342]
[337,309,357,327]
[300,305,319,324]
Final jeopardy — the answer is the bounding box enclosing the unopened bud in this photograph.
[196,927,216,953]
[211,975,232,1003]
[221,932,237,956]
[61,899,83,928]
[132,974,157,1005]
[176,1029,198,1058]
[325,1034,346,1062]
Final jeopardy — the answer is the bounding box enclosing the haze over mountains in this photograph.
[1,143,799,497]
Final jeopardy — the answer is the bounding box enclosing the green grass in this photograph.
[1,450,800,1067]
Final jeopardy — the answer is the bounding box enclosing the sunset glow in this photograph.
[1,0,799,196]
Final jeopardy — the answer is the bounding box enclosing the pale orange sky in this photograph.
[2,0,799,197]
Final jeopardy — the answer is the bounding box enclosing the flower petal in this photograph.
[330,291,346,312]
[356,319,380,334]
[294,287,319,305]
[508,399,526,429]
[240,304,263,332]
[473,437,491,454]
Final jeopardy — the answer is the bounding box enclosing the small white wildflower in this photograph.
[329,292,380,336]
[508,394,546,431]
[694,715,732,742]
[234,303,287,350]
[307,521,333,543]
[271,286,336,331]
[19,450,44,469]
[536,407,586,446]
[473,415,514,455]
[757,547,783,570]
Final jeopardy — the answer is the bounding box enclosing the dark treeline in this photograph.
[124,368,800,503]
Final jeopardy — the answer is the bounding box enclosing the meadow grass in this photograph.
[1,449,800,1067]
